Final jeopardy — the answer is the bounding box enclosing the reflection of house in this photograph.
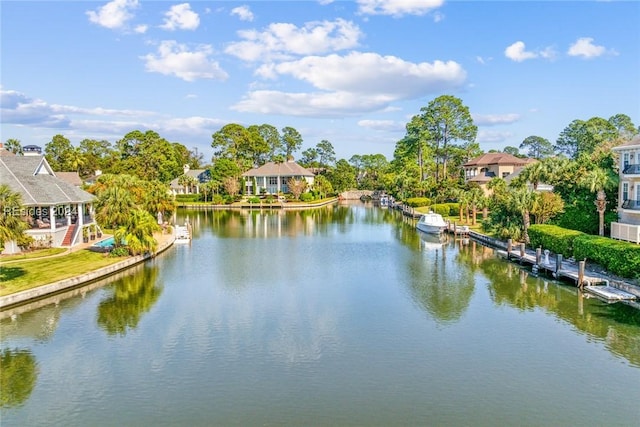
[611,136,640,243]
[0,155,96,253]
[169,165,211,195]
[242,160,315,195]
[463,153,535,192]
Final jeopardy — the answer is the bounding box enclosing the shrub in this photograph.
[175,194,201,203]
[212,194,224,205]
[406,197,430,207]
[574,235,640,279]
[430,204,450,217]
[248,197,260,204]
[300,192,314,202]
[528,224,585,258]
[109,247,129,257]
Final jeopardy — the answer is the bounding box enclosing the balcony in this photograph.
[621,199,640,210]
[622,164,640,175]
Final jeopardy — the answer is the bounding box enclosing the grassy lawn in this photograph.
[0,250,126,296]
[0,248,67,261]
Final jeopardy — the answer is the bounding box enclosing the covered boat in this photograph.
[416,212,448,235]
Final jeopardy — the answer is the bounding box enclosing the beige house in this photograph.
[242,160,315,195]
[0,155,97,253]
[463,153,535,192]
[611,136,640,243]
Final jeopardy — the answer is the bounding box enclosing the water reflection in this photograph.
[478,255,640,367]
[0,348,38,408]
[97,266,162,336]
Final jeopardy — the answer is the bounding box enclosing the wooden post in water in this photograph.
[519,243,526,260]
[555,254,563,275]
[578,261,585,288]
[507,239,512,260]
[536,247,542,265]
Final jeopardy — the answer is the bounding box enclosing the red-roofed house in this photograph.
[463,153,535,191]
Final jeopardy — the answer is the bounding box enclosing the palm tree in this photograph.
[509,188,537,244]
[95,186,135,229]
[0,184,28,246]
[115,209,160,255]
[467,187,485,226]
[581,167,615,236]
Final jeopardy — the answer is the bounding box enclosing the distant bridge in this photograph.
[340,190,374,200]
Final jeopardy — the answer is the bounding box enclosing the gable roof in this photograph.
[55,171,83,187]
[612,135,640,151]
[242,161,314,178]
[0,156,95,206]
[463,153,535,167]
[169,169,209,188]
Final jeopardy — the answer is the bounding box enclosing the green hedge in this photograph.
[528,224,585,258]
[573,235,640,279]
[406,197,430,208]
[429,203,459,217]
[175,194,201,203]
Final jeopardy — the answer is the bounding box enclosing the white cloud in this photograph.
[160,3,200,31]
[231,5,254,22]
[134,24,148,34]
[0,89,70,128]
[225,19,362,62]
[232,90,388,117]
[504,41,538,62]
[473,113,521,126]
[256,52,466,99]
[357,119,404,132]
[567,37,614,59]
[235,52,465,117]
[477,130,514,144]
[141,41,228,82]
[86,0,139,30]
[357,0,444,17]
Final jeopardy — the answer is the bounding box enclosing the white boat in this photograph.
[416,212,448,235]
[174,224,191,243]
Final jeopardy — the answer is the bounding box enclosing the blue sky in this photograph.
[2,0,639,162]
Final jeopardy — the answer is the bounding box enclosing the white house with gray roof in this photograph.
[242,160,315,195]
[611,135,640,243]
[1,155,97,253]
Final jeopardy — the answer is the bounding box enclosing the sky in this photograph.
[1,0,639,163]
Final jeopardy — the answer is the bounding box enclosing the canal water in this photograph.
[1,203,639,426]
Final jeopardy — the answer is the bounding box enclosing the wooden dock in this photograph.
[471,232,637,302]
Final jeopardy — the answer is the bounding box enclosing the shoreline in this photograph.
[0,233,175,310]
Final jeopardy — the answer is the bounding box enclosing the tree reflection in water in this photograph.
[0,348,38,408]
[97,266,162,336]
[405,232,476,325]
[478,255,640,367]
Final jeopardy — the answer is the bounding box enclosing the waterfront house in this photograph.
[611,136,640,243]
[0,155,97,254]
[169,165,211,195]
[242,160,315,196]
[463,153,536,193]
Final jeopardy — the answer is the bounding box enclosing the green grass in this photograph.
[0,250,126,296]
[0,248,67,262]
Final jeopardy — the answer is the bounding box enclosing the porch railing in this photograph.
[621,199,640,210]
[611,222,640,244]
[622,164,640,175]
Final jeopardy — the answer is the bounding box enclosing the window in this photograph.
[622,182,629,201]
[636,184,640,202]
[623,153,630,168]
[268,176,278,185]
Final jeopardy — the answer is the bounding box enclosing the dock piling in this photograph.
[578,261,585,288]
[556,254,563,275]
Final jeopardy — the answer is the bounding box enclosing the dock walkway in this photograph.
[468,231,638,302]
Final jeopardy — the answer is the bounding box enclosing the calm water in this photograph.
[1,203,639,426]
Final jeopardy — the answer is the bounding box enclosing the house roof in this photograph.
[55,171,83,187]
[169,169,208,188]
[0,156,95,206]
[463,153,535,167]
[242,161,314,178]
[612,135,640,151]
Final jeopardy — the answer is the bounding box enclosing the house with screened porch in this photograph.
[0,153,98,254]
